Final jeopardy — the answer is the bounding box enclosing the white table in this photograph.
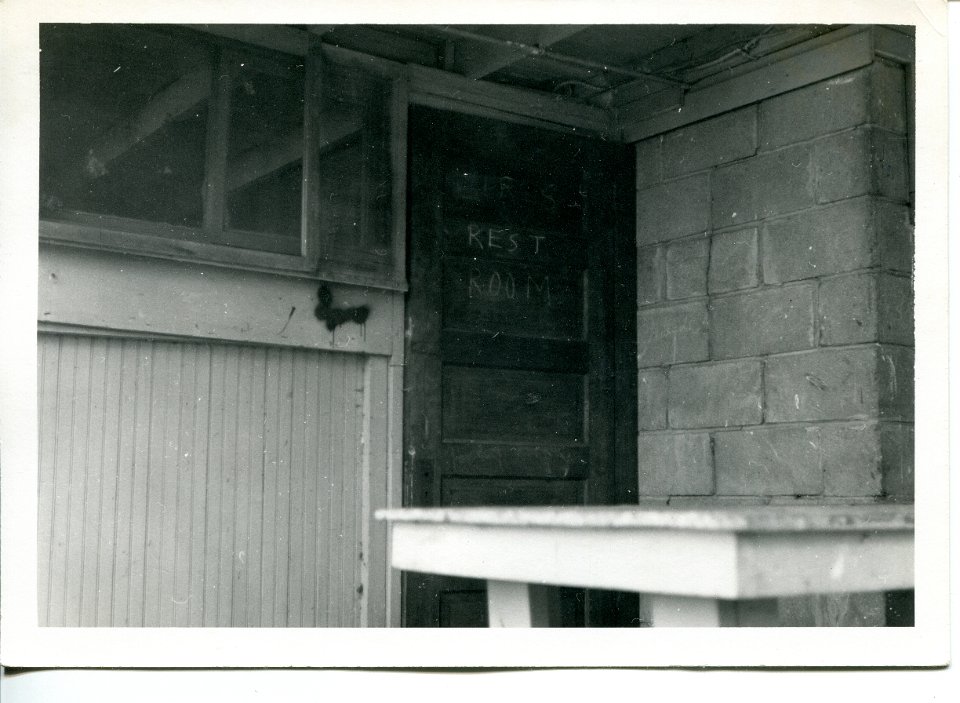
[376,504,914,627]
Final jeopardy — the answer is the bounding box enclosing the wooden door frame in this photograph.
[400,107,638,627]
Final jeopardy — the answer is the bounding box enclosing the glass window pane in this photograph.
[317,60,394,273]
[224,57,306,251]
[40,25,211,229]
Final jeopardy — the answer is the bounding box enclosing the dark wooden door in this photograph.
[403,107,637,627]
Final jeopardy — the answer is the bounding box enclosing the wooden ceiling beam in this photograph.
[311,25,441,67]
[227,107,363,192]
[87,63,211,171]
[454,25,589,79]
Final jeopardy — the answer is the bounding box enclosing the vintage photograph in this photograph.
[1,0,952,677]
[31,21,917,631]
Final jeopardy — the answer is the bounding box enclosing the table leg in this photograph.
[644,594,724,627]
[487,580,551,627]
[643,595,782,627]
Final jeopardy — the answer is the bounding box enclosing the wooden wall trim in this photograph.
[39,245,399,357]
[405,64,612,137]
[619,26,913,143]
[386,291,406,627]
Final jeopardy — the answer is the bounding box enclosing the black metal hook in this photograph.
[314,284,370,331]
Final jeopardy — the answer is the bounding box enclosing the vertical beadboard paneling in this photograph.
[158,343,183,627]
[37,336,58,625]
[110,340,138,626]
[187,344,212,627]
[38,334,368,627]
[63,336,91,627]
[216,346,240,627]
[172,344,197,627]
[300,356,320,626]
[244,349,266,627]
[78,336,107,627]
[127,341,153,626]
[314,353,332,626]
[286,352,306,627]
[94,339,122,626]
[231,345,252,627]
[273,350,293,628]
[260,348,279,626]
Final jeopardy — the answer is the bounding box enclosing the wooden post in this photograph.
[643,594,724,627]
[487,580,552,628]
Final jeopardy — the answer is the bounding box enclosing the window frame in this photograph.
[39,29,408,291]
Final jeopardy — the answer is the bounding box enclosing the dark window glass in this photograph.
[225,56,305,251]
[40,25,211,228]
[317,61,394,273]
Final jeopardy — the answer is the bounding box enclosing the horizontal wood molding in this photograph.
[39,245,400,356]
[620,26,913,143]
[406,64,611,137]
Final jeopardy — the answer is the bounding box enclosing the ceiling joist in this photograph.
[451,25,590,79]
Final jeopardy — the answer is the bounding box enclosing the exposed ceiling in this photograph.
[302,24,840,106]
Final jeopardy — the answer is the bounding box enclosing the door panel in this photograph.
[442,366,585,442]
[441,478,584,507]
[440,443,590,480]
[403,107,636,627]
[441,258,585,339]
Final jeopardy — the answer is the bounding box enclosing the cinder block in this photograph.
[759,67,870,150]
[635,136,663,190]
[636,301,709,367]
[710,284,815,359]
[765,347,879,422]
[712,143,815,227]
[821,422,883,496]
[662,107,757,178]
[637,245,664,305]
[778,592,887,627]
[819,272,913,346]
[714,426,823,495]
[814,127,910,204]
[873,129,911,200]
[870,60,908,134]
[762,198,875,283]
[880,422,914,500]
[767,496,879,506]
[666,236,709,299]
[637,368,668,430]
[876,276,917,344]
[668,360,762,429]
[637,432,714,496]
[875,200,914,273]
[819,273,874,345]
[636,173,711,246]
[665,496,770,507]
[708,228,758,293]
[877,345,914,421]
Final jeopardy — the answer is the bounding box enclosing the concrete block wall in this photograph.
[634,59,914,506]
